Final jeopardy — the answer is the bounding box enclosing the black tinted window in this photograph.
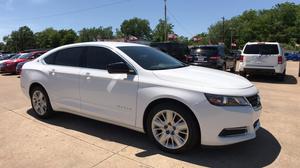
[85,47,124,70]
[55,47,83,67]
[44,52,56,64]
[244,44,279,55]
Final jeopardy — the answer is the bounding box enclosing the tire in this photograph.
[239,71,246,77]
[230,64,236,73]
[278,70,286,81]
[30,86,54,119]
[222,64,227,71]
[146,102,200,153]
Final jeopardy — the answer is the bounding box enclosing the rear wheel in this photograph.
[277,70,286,81]
[30,86,53,119]
[222,64,227,71]
[146,102,200,153]
[230,64,236,73]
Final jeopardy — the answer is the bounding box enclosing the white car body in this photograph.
[239,42,286,75]
[21,42,261,146]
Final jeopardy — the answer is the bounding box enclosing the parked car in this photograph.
[0,53,24,72]
[189,45,236,72]
[3,51,46,74]
[239,42,286,80]
[0,53,15,61]
[150,42,191,63]
[284,52,299,61]
[21,42,261,153]
[15,51,47,75]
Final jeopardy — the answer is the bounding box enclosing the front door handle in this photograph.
[85,72,91,80]
[49,69,55,76]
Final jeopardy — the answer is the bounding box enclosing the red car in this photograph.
[3,51,46,74]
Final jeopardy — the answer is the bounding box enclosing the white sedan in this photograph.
[21,42,261,153]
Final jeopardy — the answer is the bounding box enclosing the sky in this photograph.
[0,0,299,41]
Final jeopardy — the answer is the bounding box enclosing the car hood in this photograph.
[152,66,253,90]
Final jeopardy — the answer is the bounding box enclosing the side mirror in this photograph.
[107,62,135,75]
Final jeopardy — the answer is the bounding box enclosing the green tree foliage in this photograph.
[3,26,35,52]
[79,27,113,42]
[120,17,152,40]
[207,2,300,50]
[152,19,174,42]
[59,29,78,45]
[35,28,61,49]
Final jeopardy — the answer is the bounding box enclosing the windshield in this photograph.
[190,47,218,56]
[118,46,187,70]
[10,54,21,60]
[244,44,279,55]
[18,53,31,59]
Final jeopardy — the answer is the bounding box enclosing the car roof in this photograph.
[59,42,146,49]
[246,42,280,45]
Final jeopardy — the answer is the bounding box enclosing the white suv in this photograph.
[21,42,261,153]
[239,42,287,80]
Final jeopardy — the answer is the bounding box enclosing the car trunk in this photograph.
[243,44,280,67]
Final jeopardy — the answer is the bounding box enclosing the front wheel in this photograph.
[146,103,200,153]
[30,86,54,119]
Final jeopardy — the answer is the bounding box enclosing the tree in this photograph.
[59,29,78,45]
[4,26,36,52]
[35,28,61,49]
[79,27,113,42]
[206,2,300,50]
[152,19,174,42]
[120,17,152,40]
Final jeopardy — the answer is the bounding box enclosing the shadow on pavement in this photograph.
[248,74,297,85]
[27,109,281,168]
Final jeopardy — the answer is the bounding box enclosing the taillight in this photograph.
[240,55,244,62]
[210,55,220,60]
[185,55,193,63]
[278,56,283,64]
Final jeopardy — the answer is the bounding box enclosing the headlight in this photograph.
[205,93,249,106]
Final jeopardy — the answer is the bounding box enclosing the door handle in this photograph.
[49,69,55,76]
[85,72,91,80]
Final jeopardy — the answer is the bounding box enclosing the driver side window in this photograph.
[84,47,124,70]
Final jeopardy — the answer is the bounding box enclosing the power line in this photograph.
[0,0,132,22]
[167,8,193,37]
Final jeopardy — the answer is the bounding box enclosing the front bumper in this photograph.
[193,99,261,146]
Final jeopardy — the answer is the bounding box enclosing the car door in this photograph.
[79,46,138,126]
[43,47,83,113]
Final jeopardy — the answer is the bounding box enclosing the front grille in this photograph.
[246,94,261,109]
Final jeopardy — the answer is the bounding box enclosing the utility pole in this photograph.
[164,0,167,42]
[230,28,233,50]
[222,16,225,44]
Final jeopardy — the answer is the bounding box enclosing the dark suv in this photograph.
[190,45,236,72]
[150,42,190,63]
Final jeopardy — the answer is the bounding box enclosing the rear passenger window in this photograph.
[44,52,56,64]
[55,47,83,67]
[85,47,124,70]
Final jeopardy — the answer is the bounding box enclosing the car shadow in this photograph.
[27,109,281,168]
[246,74,297,85]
